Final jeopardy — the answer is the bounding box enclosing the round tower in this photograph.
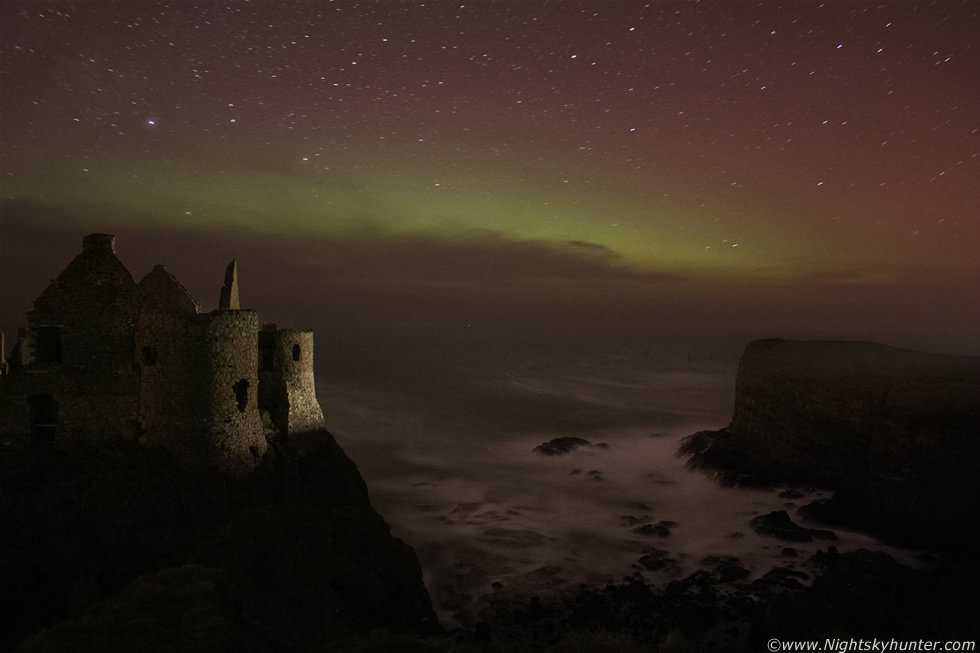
[198,309,267,475]
[258,325,325,438]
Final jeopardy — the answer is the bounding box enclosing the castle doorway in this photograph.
[28,394,58,442]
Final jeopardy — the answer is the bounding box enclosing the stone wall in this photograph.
[197,310,267,475]
[1,234,143,442]
[29,234,140,374]
[258,326,326,437]
[135,265,205,457]
[0,234,311,479]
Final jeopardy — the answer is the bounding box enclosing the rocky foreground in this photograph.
[472,544,979,650]
[4,337,979,652]
[0,431,438,652]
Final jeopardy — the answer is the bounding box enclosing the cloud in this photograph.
[3,200,978,354]
[0,203,683,329]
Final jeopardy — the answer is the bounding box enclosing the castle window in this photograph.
[141,346,157,365]
[28,394,58,442]
[233,379,249,413]
[292,344,301,362]
[37,326,63,364]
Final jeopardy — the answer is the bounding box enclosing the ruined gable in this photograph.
[136,265,204,453]
[31,233,140,373]
[139,265,200,315]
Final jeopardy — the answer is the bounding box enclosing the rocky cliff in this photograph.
[682,339,980,548]
[0,430,439,652]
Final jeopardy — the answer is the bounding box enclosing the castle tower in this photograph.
[258,325,326,438]
[133,260,266,475]
[196,309,267,474]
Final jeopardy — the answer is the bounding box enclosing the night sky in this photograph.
[2,1,978,353]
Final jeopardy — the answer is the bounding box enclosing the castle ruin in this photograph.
[0,234,326,476]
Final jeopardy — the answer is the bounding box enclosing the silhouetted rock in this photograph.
[635,547,677,572]
[632,521,674,537]
[476,548,979,649]
[533,436,606,455]
[0,431,438,652]
[681,339,980,548]
[750,510,838,542]
[752,549,980,643]
[699,555,751,583]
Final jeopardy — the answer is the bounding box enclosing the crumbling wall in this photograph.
[135,265,204,454]
[29,234,139,373]
[0,234,310,478]
[11,234,142,441]
[258,325,325,437]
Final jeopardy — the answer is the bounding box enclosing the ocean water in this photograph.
[314,327,918,624]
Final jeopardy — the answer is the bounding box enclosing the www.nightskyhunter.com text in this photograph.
[768,638,976,652]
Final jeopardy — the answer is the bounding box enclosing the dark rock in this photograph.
[533,436,599,455]
[476,549,980,650]
[680,339,980,548]
[635,547,676,572]
[751,566,809,593]
[750,510,838,542]
[13,564,246,653]
[749,549,980,643]
[632,521,673,537]
[0,433,439,652]
[699,555,751,583]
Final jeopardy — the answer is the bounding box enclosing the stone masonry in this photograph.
[0,234,326,477]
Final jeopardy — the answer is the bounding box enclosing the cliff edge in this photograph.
[681,339,980,548]
[0,431,439,652]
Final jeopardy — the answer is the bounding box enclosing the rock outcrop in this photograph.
[0,431,439,652]
[533,436,608,455]
[681,339,980,548]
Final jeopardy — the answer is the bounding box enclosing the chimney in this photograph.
[219,259,240,310]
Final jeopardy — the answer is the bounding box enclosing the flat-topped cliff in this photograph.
[682,339,980,547]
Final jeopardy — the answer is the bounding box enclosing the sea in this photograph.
[313,326,920,625]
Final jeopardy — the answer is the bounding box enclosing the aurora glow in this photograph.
[1,1,978,351]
